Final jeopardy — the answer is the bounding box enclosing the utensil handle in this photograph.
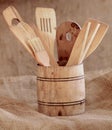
[32,25,58,66]
[79,23,100,64]
[78,22,91,64]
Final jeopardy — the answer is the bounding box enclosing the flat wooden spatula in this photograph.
[78,19,109,64]
[3,6,35,57]
[35,7,56,56]
[84,19,109,59]
[56,21,81,66]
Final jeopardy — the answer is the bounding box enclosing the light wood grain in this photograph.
[28,37,50,66]
[66,20,89,66]
[67,19,109,66]
[3,6,57,66]
[35,7,56,56]
[3,6,35,58]
[85,19,109,59]
[32,25,58,66]
[37,64,85,116]
[79,23,100,63]
[78,22,91,63]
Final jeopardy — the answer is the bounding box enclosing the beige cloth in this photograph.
[0,69,112,130]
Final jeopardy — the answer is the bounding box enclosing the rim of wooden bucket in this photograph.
[37,63,83,68]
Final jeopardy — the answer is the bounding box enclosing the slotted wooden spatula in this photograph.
[79,22,100,63]
[35,7,56,56]
[31,24,58,66]
[84,19,109,59]
[56,21,81,66]
[27,37,50,66]
[79,19,109,64]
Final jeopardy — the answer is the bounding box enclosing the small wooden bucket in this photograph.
[37,64,85,116]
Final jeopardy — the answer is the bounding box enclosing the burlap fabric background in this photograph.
[0,69,112,130]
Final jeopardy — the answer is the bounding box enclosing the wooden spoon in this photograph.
[56,21,81,66]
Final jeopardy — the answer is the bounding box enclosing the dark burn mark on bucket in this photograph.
[58,111,62,116]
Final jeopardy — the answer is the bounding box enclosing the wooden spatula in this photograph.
[79,19,109,64]
[79,22,100,63]
[56,21,81,66]
[84,19,109,59]
[35,7,56,56]
[3,6,35,57]
[11,21,51,66]
[32,24,58,66]
[27,37,50,66]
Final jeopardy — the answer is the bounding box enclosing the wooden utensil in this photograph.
[3,6,23,26]
[11,21,57,66]
[78,22,91,63]
[32,24,58,66]
[10,22,51,66]
[35,7,56,56]
[56,21,81,66]
[79,23,100,63]
[67,19,109,66]
[3,6,57,66]
[27,37,50,66]
[3,6,34,57]
[66,19,91,66]
[79,19,109,64]
[84,19,109,59]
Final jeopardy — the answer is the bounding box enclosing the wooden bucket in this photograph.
[37,64,85,116]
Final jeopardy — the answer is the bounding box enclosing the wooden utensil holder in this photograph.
[37,64,85,116]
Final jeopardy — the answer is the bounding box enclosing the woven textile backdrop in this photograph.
[0,0,112,76]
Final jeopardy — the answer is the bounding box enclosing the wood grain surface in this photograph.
[37,64,85,116]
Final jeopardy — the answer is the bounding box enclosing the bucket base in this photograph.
[38,100,85,116]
